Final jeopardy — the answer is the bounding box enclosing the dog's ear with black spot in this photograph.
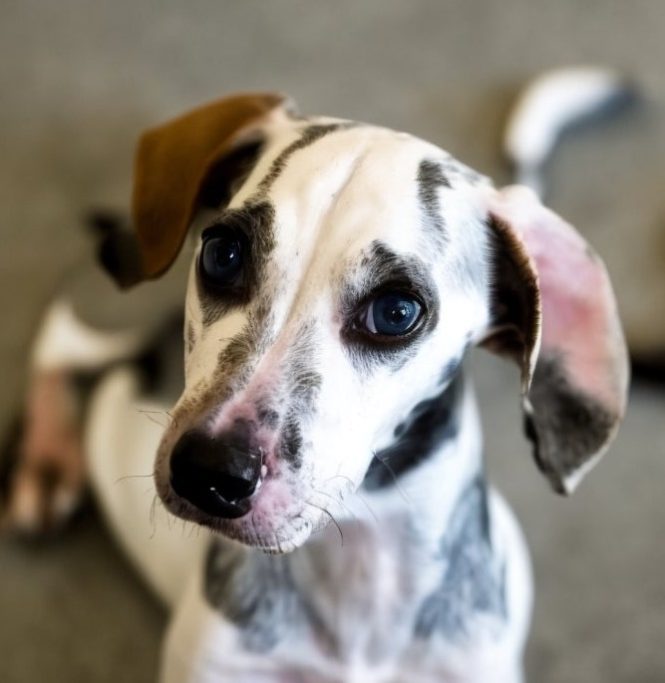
[481,185,629,494]
[102,92,293,288]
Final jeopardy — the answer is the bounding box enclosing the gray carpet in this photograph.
[1,1,665,681]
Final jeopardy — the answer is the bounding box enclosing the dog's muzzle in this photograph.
[169,421,262,519]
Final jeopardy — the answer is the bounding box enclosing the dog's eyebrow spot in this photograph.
[340,241,439,374]
[257,122,358,194]
[417,159,450,246]
[356,241,437,298]
[214,200,277,267]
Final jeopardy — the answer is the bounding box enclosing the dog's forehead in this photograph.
[236,120,487,266]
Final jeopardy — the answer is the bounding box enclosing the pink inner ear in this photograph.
[489,186,628,414]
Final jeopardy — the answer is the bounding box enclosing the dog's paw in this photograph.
[0,415,86,535]
[0,373,87,535]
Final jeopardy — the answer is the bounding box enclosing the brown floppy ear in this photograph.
[482,186,629,494]
[102,92,291,287]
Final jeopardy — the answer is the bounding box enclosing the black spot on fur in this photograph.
[198,138,266,210]
[415,477,507,640]
[210,322,319,471]
[216,327,257,391]
[417,159,450,244]
[205,542,303,652]
[257,122,357,193]
[287,322,322,407]
[279,413,304,470]
[256,402,280,430]
[186,323,196,354]
[525,355,617,494]
[362,370,463,490]
[212,296,275,394]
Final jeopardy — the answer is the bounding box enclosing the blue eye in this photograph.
[362,292,423,337]
[200,229,244,287]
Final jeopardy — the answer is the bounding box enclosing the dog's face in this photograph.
[155,122,493,551]
[110,94,628,553]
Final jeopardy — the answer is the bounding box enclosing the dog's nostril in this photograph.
[169,428,261,519]
[209,472,257,504]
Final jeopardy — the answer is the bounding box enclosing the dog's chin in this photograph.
[156,484,323,554]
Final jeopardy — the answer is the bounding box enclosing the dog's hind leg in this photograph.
[1,251,188,535]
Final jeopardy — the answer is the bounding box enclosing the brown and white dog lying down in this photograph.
[1,92,628,682]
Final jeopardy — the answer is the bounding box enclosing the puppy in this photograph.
[3,93,629,682]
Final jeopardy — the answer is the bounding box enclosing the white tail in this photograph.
[504,66,635,198]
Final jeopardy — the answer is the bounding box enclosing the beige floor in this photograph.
[1,2,665,681]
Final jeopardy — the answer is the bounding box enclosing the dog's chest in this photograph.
[203,482,510,682]
[205,518,430,678]
[293,520,423,665]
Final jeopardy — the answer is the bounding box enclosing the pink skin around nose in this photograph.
[204,378,302,526]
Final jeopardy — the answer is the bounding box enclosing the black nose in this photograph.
[170,425,262,519]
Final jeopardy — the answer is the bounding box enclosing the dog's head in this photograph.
[105,93,628,552]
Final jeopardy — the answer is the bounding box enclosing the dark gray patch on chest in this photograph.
[205,541,304,652]
[258,122,358,194]
[362,369,462,491]
[415,477,507,641]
